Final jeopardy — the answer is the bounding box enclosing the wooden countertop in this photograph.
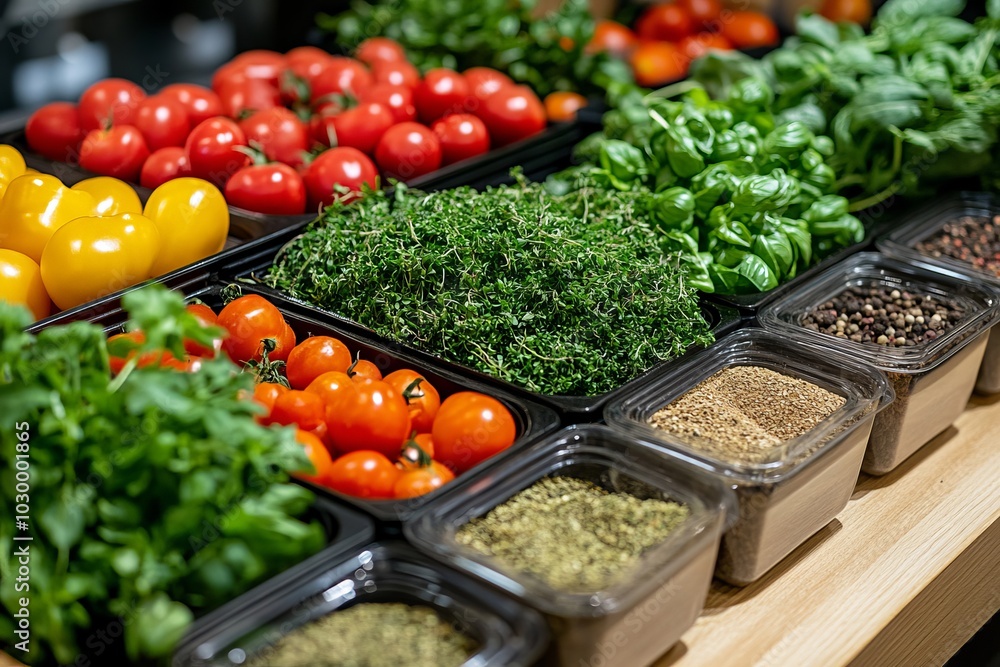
[656,393,1000,667]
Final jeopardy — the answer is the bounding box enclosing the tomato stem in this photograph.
[401,377,425,403]
[399,434,433,469]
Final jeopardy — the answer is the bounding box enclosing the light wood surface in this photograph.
[654,393,1000,667]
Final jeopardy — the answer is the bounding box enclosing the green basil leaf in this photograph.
[796,13,841,50]
[653,187,696,228]
[664,127,707,178]
[709,263,742,293]
[599,140,647,190]
[714,220,754,248]
[753,232,795,277]
[737,254,780,292]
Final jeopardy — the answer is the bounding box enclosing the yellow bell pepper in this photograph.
[143,177,230,276]
[72,176,143,216]
[40,212,160,311]
[0,174,96,263]
[0,145,27,201]
[0,248,51,322]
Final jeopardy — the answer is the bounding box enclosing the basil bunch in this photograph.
[690,0,1000,208]
[555,84,861,295]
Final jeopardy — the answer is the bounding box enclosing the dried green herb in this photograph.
[455,476,689,591]
[250,603,475,667]
[266,177,713,395]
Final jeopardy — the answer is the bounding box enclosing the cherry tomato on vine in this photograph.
[184,117,250,187]
[79,125,150,182]
[432,392,516,474]
[586,20,638,56]
[78,78,146,131]
[462,67,512,105]
[225,163,307,216]
[326,450,400,498]
[635,4,695,42]
[477,86,546,147]
[414,68,470,123]
[721,11,779,49]
[399,432,436,465]
[239,107,310,168]
[269,389,325,430]
[134,95,190,152]
[286,336,353,389]
[374,122,441,181]
[360,84,417,124]
[159,84,224,127]
[384,369,441,433]
[217,294,295,364]
[355,37,407,66]
[348,358,383,382]
[372,61,420,91]
[431,114,490,166]
[25,102,84,162]
[543,92,587,123]
[303,147,378,208]
[140,147,189,189]
[326,378,411,458]
[394,461,454,499]
[294,429,336,486]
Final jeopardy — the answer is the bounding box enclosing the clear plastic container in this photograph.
[876,192,1000,393]
[405,424,735,667]
[173,541,548,667]
[760,253,1000,475]
[604,328,892,585]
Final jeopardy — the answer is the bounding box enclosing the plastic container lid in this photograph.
[877,191,1000,285]
[759,252,1000,375]
[404,424,735,619]
[603,328,892,484]
[172,541,549,667]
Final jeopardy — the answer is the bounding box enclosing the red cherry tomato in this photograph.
[635,4,695,42]
[217,293,295,364]
[25,102,84,162]
[348,358,383,382]
[294,429,336,486]
[226,50,286,88]
[586,20,639,56]
[394,461,454,498]
[372,61,420,91]
[159,84,224,127]
[79,125,150,181]
[325,102,395,155]
[477,85,546,147]
[268,390,325,430]
[239,107,310,168]
[311,57,373,102]
[184,302,223,358]
[225,163,307,216]
[679,0,724,30]
[286,336,353,389]
[326,450,400,498]
[360,84,417,124]
[384,369,441,433]
[355,37,407,66]
[820,0,872,25]
[140,147,189,189]
[413,69,471,123]
[326,379,412,458]
[184,117,250,187]
[217,79,281,119]
[543,92,587,123]
[679,32,733,61]
[374,122,442,181]
[134,95,190,151]
[432,392,516,474]
[284,46,334,86]
[463,67,513,106]
[721,11,779,49]
[303,147,379,208]
[630,42,689,88]
[305,371,354,410]
[78,78,146,131]
[431,114,490,166]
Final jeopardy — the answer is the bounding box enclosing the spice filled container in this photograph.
[173,542,548,667]
[876,192,1000,393]
[604,328,891,585]
[760,253,1000,475]
[405,424,734,667]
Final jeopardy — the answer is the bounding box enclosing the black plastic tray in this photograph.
[98,281,560,523]
[173,541,549,667]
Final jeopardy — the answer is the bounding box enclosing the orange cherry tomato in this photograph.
[348,358,383,382]
[286,336,353,389]
[305,370,354,407]
[383,369,441,433]
[635,4,695,42]
[679,32,733,61]
[721,11,779,49]
[184,303,224,358]
[586,20,638,56]
[544,91,588,123]
[630,42,689,88]
[820,0,872,25]
[217,294,296,365]
[252,381,289,420]
[431,392,516,474]
[325,379,411,458]
[268,389,325,430]
[394,461,455,499]
[326,450,400,498]
[678,0,723,31]
[294,429,336,487]
[399,433,436,466]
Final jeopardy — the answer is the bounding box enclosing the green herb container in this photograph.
[405,425,734,667]
[760,253,1000,475]
[876,192,1000,394]
[604,328,892,585]
[173,542,548,667]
